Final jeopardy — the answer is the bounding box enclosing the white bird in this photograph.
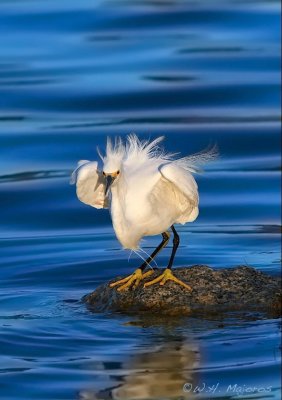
[71,134,217,291]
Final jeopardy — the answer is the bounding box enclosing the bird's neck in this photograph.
[109,180,139,249]
[109,181,126,231]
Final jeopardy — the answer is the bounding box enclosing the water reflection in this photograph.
[0,0,280,398]
[79,333,199,400]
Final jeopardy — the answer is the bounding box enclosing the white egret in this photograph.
[71,134,217,291]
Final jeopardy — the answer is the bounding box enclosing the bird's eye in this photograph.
[102,171,106,176]
[116,171,120,175]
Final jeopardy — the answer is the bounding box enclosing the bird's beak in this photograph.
[105,175,115,196]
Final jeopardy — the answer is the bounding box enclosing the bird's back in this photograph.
[110,156,199,248]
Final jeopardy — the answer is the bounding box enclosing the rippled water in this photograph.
[0,1,281,399]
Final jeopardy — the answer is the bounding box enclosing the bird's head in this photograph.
[102,170,120,196]
[98,136,124,195]
[102,160,121,196]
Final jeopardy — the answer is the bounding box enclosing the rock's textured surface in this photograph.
[83,266,281,317]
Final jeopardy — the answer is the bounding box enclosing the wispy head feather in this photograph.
[100,136,126,173]
[96,136,125,161]
[125,133,174,163]
[106,136,125,160]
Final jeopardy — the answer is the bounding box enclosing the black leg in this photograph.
[139,231,170,272]
[143,225,191,290]
[167,225,179,270]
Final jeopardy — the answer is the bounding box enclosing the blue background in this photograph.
[0,1,281,399]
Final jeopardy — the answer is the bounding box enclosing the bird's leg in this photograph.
[144,225,192,290]
[109,232,170,291]
[138,231,170,272]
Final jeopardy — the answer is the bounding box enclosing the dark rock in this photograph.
[83,265,281,317]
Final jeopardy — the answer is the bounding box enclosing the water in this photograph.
[0,0,281,399]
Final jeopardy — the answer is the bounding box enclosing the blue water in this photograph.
[0,1,281,399]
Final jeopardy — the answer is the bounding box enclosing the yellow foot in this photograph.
[109,268,154,291]
[144,268,192,290]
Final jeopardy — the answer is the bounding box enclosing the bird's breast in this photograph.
[109,186,146,249]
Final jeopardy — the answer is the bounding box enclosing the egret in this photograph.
[71,134,217,291]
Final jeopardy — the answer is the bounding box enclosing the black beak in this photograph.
[105,175,115,196]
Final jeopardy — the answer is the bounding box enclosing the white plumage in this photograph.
[71,160,109,209]
[71,134,217,291]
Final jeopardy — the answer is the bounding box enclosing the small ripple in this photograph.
[0,170,70,183]
[0,314,37,320]
[0,78,56,87]
[48,114,280,130]
[178,46,245,54]
[143,75,197,82]
[87,33,123,42]
[184,224,281,235]
[0,115,27,122]
[0,367,31,374]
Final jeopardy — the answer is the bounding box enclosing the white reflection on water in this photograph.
[79,337,199,400]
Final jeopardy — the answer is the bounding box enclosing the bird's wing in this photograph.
[159,162,199,204]
[70,160,108,209]
[158,162,199,222]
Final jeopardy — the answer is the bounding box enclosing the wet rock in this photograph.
[83,266,281,317]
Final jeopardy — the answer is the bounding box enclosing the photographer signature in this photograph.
[183,382,272,396]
